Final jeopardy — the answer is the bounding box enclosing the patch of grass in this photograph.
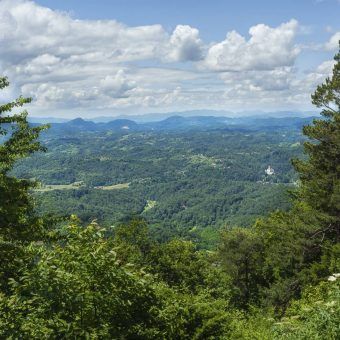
[189,154,220,167]
[143,200,157,213]
[94,183,130,190]
[35,181,84,192]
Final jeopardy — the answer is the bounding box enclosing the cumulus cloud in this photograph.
[0,0,336,115]
[0,0,166,65]
[325,32,340,50]
[204,20,300,71]
[0,0,209,112]
[218,58,335,111]
[0,0,175,110]
[166,25,204,62]
[100,70,136,98]
[17,54,61,75]
[220,67,294,92]
[302,60,335,90]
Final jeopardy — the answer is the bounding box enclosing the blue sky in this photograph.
[36,0,339,40]
[0,0,339,117]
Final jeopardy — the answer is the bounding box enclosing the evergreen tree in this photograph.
[218,44,340,311]
[293,44,339,239]
[218,227,266,308]
[261,45,340,307]
[0,77,48,291]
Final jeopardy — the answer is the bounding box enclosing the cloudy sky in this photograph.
[0,0,339,118]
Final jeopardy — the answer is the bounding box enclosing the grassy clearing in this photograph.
[35,182,130,192]
[143,200,157,213]
[189,154,220,167]
[35,181,84,192]
[94,183,130,190]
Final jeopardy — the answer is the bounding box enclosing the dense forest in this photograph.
[13,123,305,245]
[0,47,339,338]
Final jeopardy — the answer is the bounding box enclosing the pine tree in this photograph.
[218,45,340,311]
[0,77,48,291]
[293,43,340,241]
[0,77,48,240]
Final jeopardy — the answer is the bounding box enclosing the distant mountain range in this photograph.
[35,114,317,134]
[29,110,317,124]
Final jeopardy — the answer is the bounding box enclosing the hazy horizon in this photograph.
[28,109,319,123]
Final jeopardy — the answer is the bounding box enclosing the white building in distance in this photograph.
[265,165,275,176]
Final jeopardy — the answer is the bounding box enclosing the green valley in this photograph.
[13,124,304,245]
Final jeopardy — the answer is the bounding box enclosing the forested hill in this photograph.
[12,115,309,245]
[37,114,316,133]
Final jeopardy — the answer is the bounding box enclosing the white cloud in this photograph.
[0,0,166,64]
[100,70,136,98]
[18,54,61,75]
[220,67,294,92]
[302,60,335,90]
[325,32,340,50]
[166,25,204,62]
[204,20,300,72]
[0,0,175,111]
[218,59,335,111]
[0,0,336,116]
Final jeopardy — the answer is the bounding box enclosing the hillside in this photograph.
[37,114,317,134]
[12,115,308,245]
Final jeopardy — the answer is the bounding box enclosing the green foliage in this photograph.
[252,203,331,308]
[0,76,48,241]
[0,220,234,339]
[13,126,300,244]
[264,45,340,308]
[293,45,339,226]
[0,221,163,338]
[114,218,151,249]
[0,76,48,292]
[273,278,340,339]
[217,45,340,314]
[219,227,266,308]
[212,276,340,340]
[150,239,212,291]
[157,288,233,340]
